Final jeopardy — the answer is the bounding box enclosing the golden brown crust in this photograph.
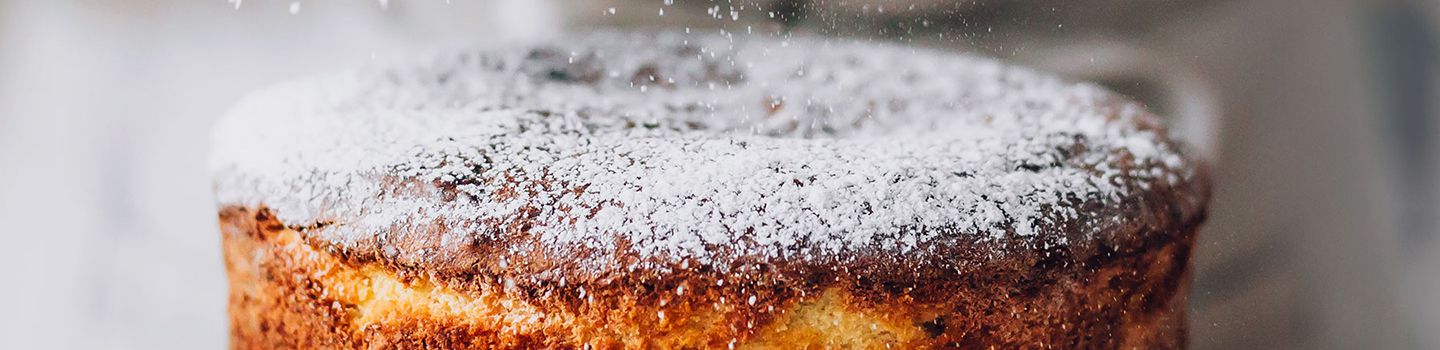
[216,32,1212,348]
[223,204,1197,349]
[214,31,1213,300]
[299,158,1210,308]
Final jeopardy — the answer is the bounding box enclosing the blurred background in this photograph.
[0,0,1435,348]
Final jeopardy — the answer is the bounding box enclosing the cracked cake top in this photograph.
[211,31,1207,277]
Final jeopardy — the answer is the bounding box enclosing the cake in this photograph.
[212,31,1209,349]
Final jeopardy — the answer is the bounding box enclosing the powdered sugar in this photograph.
[211,31,1191,267]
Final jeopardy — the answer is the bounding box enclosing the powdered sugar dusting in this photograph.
[211,32,1191,268]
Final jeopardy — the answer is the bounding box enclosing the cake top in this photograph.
[212,31,1205,275]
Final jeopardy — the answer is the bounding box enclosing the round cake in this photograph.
[212,31,1209,349]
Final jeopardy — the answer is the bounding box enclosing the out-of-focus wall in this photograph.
[0,1,558,348]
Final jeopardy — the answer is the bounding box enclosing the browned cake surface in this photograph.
[213,32,1211,349]
[223,202,1199,349]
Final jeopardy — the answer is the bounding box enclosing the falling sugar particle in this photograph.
[606,7,616,15]
[289,2,300,14]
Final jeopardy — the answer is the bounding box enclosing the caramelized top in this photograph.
[211,31,1208,284]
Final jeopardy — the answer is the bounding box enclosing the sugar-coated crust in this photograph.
[214,31,1213,348]
[223,204,1196,349]
[212,31,1209,282]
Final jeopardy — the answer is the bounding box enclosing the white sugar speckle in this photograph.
[211,32,1194,270]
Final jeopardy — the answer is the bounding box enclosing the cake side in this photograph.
[223,204,1196,349]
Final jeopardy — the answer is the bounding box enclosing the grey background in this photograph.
[0,0,1434,349]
